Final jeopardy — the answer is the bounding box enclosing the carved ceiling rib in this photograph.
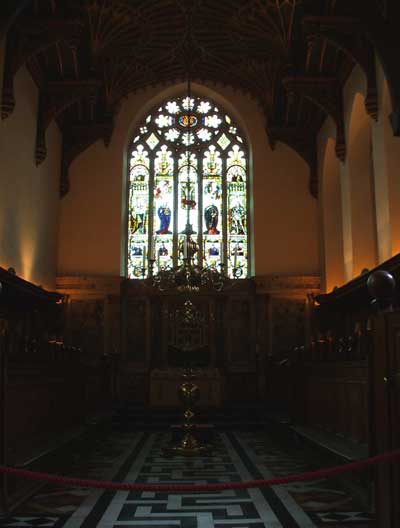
[35,80,102,166]
[331,0,400,134]
[0,0,31,39]
[2,0,396,197]
[282,76,346,162]
[1,17,84,119]
[368,12,400,135]
[303,16,378,120]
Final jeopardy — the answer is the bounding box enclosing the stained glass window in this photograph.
[127,95,250,279]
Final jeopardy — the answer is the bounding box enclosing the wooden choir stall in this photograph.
[275,255,400,528]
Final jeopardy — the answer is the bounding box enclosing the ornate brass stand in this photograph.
[163,301,211,456]
[165,368,210,456]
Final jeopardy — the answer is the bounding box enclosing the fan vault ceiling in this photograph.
[0,0,398,197]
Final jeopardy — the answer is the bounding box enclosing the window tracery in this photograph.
[127,94,250,279]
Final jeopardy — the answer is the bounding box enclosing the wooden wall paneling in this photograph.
[66,297,105,357]
[59,274,318,407]
[337,376,348,436]
[209,298,217,367]
[225,292,258,401]
[347,378,368,442]
[234,295,257,367]
[147,295,162,369]
[372,311,400,527]
[120,285,128,361]
[252,276,320,414]
[388,317,400,525]
[266,363,288,408]
[104,294,119,355]
[0,322,8,509]
[213,297,225,368]
[387,320,400,526]
[105,294,121,400]
[57,275,121,357]
[270,296,307,357]
[300,362,368,442]
[125,296,150,364]
[289,359,306,423]
[255,293,268,400]
[371,313,392,527]
[160,297,169,368]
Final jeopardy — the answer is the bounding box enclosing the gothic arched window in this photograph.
[127,94,250,279]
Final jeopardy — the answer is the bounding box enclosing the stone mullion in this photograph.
[222,153,228,274]
[173,157,179,267]
[198,151,204,266]
[148,156,155,277]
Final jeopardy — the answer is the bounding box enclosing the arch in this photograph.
[346,91,378,277]
[371,66,392,262]
[120,82,254,277]
[320,136,345,292]
[122,82,252,156]
[382,76,400,255]
[125,91,251,279]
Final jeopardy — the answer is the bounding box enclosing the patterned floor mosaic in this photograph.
[0,430,374,527]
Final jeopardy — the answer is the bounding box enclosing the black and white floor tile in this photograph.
[0,430,374,528]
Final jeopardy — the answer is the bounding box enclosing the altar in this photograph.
[119,278,258,406]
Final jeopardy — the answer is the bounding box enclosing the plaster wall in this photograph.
[57,82,319,277]
[340,66,378,280]
[346,90,378,276]
[381,68,400,255]
[317,59,400,291]
[317,117,345,292]
[0,41,61,289]
[371,59,392,262]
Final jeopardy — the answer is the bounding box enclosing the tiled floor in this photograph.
[0,429,374,527]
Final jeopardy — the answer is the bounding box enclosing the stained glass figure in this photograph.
[178,153,198,240]
[128,145,150,277]
[127,95,250,279]
[227,145,247,277]
[202,146,223,269]
[154,147,173,231]
[154,236,173,273]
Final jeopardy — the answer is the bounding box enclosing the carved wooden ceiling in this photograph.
[1,0,398,197]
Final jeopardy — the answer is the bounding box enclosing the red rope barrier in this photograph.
[0,449,399,493]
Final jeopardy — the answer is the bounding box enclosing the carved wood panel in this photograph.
[372,311,400,528]
[270,297,306,356]
[120,279,259,404]
[225,296,256,367]
[66,298,105,358]
[300,362,368,442]
[124,297,150,365]
[105,295,120,355]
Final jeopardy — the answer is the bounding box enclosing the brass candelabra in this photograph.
[162,300,211,456]
[164,367,211,456]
